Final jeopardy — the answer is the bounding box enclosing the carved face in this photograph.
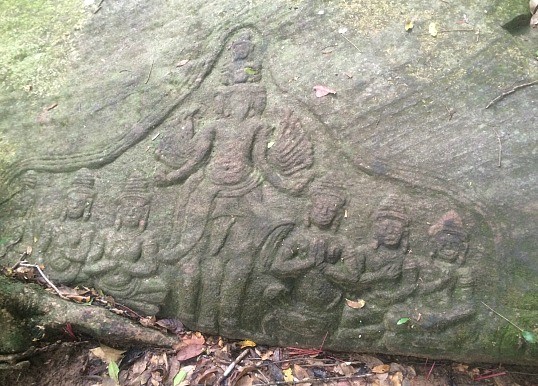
[119,199,149,229]
[65,191,92,219]
[9,192,35,218]
[310,195,343,229]
[434,233,467,263]
[232,39,252,61]
[374,218,404,248]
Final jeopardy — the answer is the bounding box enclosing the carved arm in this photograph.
[154,127,215,187]
[323,244,365,288]
[270,234,315,278]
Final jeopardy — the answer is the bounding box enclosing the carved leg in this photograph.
[196,259,224,334]
[174,258,201,327]
[218,257,254,334]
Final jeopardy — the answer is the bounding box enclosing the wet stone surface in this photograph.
[0,0,537,364]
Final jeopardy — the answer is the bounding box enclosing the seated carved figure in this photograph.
[382,210,475,351]
[360,195,417,304]
[84,173,167,315]
[35,169,96,284]
[415,210,474,329]
[260,180,363,345]
[334,195,417,346]
[0,171,37,261]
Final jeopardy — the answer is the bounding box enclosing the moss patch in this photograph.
[0,0,89,96]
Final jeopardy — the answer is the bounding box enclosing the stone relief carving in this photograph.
[261,179,362,343]
[0,171,37,262]
[83,173,167,315]
[0,26,494,354]
[335,195,416,346]
[34,168,96,284]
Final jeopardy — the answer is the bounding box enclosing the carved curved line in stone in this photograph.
[266,69,502,257]
[0,23,265,197]
[268,117,314,176]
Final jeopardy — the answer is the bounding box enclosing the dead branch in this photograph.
[17,261,66,299]
[485,80,538,109]
[218,349,251,384]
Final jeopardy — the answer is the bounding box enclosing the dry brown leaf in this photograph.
[195,368,220,384]
[345,298,366,309]
[339,363,356,376]
[372,364,390,374]
[174,333,206,351]
[238,339,257,349]
[375,372,389,382]
[65,294,91,303]
[155,318,184,334]
[176,344,204,361]
[313,85,337,97]
[131,359,148,376]
[258,349,273,360]
[90,345,125,364]
[351,355,384,368]
[293,364,310,380]
[388,363,406,374]
[389,371,403,386]
[453,363,469,373]
[139,316,157,327]
[235,375,254,386]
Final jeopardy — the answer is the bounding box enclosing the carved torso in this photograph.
[206,119,261,186]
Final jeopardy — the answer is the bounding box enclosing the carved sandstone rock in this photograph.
[0,0,536,364]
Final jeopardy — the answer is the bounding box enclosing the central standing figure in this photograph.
[154,31,314,333]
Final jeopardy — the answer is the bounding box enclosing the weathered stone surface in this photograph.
[1,0,537,364]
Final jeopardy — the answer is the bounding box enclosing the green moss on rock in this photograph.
[0,0,89,96]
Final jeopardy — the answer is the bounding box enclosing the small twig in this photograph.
[46,103,58,111]
[18,262,67,299]
[145,59,155,84]
[319,331,329,351]
[485,80,538,109]
[287,347,323,357]
[492,129,502,167]
[339,34,361,52]
[481,302,524,332]
[474,371,507,381]
[218,349,250,384]
[426,361,436,380]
